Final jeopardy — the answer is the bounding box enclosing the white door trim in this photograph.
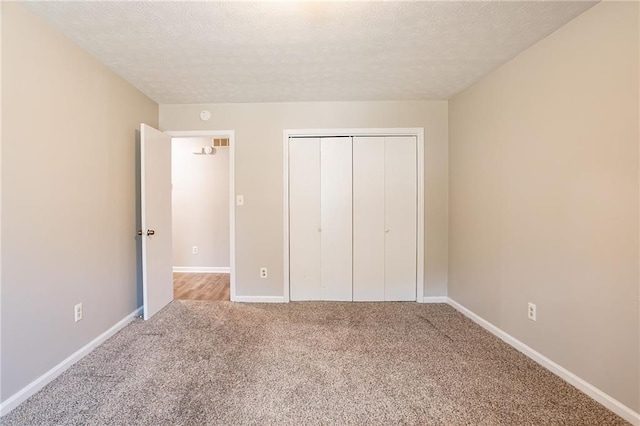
[283,128,425,303]
[165,130,237,302]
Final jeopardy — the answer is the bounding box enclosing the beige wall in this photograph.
[172,137,230,269]
[160,101,448,298]
[449,1,639,412]
[1,3,158,401]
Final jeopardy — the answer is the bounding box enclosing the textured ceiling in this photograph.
[26,1,597,104]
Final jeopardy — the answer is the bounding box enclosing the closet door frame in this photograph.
[283,128,425,303]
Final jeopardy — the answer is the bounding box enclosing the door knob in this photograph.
[137,230,143,236]
[147,229,156,236]
[385,229,389,233]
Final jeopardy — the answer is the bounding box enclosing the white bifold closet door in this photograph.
[353,138,386,301]
[289,138,321,301]
[320,138,353,300]
[353,136,417,301]
[289,137,352,301]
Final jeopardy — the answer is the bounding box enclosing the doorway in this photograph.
[167,131,236,302]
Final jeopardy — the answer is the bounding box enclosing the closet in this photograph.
[288,135,417,302]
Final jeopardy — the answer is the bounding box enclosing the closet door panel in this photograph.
[385,137,417,301]
[289,138,321,301]
[353,137,385,301]
[320,137,353,301]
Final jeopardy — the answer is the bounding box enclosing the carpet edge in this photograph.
[447,297,640,425]
[0,306,143,417]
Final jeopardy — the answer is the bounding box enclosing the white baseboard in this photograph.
[0,307,143,417]
[173,267,230,273]
[422,296,448,303]
[232,295,284,303]
[447,298,640,425]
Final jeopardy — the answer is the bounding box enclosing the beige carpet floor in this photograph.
[2,301,627,425]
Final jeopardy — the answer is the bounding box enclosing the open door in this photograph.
[140,123,173,320]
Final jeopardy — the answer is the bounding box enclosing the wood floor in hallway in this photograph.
[173,272,230,301]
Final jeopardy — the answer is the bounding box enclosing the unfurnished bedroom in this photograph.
[1,1,638,424]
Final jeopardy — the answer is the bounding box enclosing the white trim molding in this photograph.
[0,307,143,417]
[165,130,237,303]
[172,267,230,274]
[447,298,640,425]
[282,128,425,303]
[232,296,285,303]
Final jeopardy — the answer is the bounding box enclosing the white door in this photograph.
[384,136,417,301]
[320,137,353,301]
[140,123,173,320]
[289,138,322,301]
[353,136,417,301]
[353,137,385,301]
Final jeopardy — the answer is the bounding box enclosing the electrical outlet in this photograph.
[528,302,536,321]
[260,267,268,278]
[192,246,198,255]
[74,303,83,322]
